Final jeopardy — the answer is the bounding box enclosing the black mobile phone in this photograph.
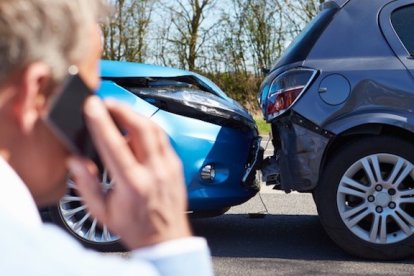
[45,73,98,160]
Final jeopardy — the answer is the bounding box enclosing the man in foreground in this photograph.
[0,0,213,275]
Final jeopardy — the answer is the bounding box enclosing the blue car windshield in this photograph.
[272,4,339,70]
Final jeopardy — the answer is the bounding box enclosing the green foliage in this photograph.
[204,71,263,115]
[254,116,271,135]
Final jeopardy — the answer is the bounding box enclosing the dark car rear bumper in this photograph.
[268,112,333,192]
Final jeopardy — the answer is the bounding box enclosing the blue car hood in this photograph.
[101,60,193,78]
[100,60,256,131]
[101,60,228,99]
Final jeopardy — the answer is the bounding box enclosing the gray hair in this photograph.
[0,0,108,84]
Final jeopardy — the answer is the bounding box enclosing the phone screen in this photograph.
[45,73,98,160]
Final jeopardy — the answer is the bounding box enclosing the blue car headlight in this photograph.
[129,86,256,132]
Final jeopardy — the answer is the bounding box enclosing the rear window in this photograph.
[391,5,414,55]
[272,3,339,70]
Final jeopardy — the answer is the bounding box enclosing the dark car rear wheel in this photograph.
[315,136,414,260]
[48,171,125,252]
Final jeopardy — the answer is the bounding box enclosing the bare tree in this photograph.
[210,2,249,74]
[102,0,157,62]
[244,0,284,74]
[283,0,324,35]
[101,0,326,113]
[163,0,219,71]
[212,0,285,76]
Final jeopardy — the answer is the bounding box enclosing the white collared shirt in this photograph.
[0,157,213,276]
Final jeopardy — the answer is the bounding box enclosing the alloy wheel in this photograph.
[337,153,414,244]
[59,170,119,244]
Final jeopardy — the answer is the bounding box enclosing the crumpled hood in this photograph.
[101,60,227,98]
[100,60,256,131]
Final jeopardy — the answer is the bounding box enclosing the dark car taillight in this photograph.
[264,68,317,122]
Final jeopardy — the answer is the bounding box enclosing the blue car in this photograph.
[47,60,261,251]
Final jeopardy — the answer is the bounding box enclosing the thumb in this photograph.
[67,157,107,224]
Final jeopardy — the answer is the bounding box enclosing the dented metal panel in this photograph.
[276,114,331,192]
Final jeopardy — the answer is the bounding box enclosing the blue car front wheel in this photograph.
[48,172,125,252]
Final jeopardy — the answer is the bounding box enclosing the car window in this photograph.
[391,5,414,55]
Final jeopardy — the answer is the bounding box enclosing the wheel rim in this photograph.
[337,153,414,244]
[59,170,119,244]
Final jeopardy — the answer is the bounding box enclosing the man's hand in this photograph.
[67,96,191,249]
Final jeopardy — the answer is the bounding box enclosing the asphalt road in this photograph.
[188,138,414,275]
[190,188,414,275]
[110,137,414,274]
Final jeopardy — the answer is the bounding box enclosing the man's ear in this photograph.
[13,63,51,134]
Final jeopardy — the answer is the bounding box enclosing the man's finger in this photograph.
[83,96,137,184]
[67,157,107,224]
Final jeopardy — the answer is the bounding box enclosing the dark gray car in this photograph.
[258,0,414,260]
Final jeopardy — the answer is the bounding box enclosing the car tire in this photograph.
[48,172,125,252]
[315,136,414,260]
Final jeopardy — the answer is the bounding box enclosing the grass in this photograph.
[254,116,271,136]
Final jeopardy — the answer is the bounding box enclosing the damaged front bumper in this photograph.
[262,112,334,192]
[242,136,264,192]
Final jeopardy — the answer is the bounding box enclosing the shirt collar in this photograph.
[0,157,42,228]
